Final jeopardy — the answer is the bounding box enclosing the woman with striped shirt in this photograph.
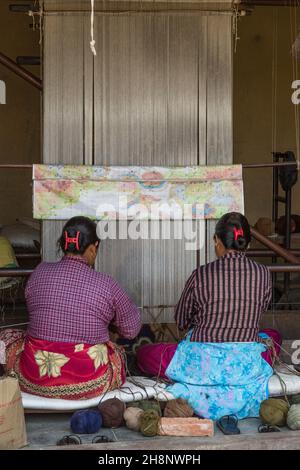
[137,212,280,420]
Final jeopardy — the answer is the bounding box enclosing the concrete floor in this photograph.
[24,413,300,450]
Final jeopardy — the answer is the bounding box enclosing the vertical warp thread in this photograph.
[90,0,97,56]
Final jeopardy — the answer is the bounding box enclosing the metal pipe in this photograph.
[0,164,33,169]
[0,269,33,277]
[251,227,300,265]
[0,52,42,91]
[247,249,300,257]
[268,265,300,273]
[2,263,300,278]
[243,161,299,169]
[241,1,296,6]
[0,161,299,170]
[15,253,41,259]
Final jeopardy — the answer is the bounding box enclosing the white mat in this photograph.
[22,373,300,411]
[22,377,174,411]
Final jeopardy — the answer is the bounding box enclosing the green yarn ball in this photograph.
[140,410,160,437]
[259,398,289,427]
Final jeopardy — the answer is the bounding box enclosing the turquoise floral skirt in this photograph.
[166,333,273,420]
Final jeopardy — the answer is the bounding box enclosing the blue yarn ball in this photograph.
[70,410,102,434]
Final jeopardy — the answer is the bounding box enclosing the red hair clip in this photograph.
[64,231,80,251]
[233,227,244,241]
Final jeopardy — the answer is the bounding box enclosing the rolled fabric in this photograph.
[259,398,289,427]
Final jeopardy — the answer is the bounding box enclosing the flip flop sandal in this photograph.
[92,435,113,444]
[258,424,281,433]
[56,434,82,446]
[216,415,240,435]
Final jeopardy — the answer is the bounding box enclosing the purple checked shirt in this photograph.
[26,256,141,344]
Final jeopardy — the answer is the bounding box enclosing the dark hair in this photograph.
[215,212,251,251]
[58,216,100,255]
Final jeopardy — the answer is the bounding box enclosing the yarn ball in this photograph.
[289,394,300,406]
[123,407,144,432]
[259,398,289,427]
[131,400,161,415]
[287,404,300,430]
[70,410,102,434]
[163,398,194,418]
[98,398,126,428]
[140,410,160,437]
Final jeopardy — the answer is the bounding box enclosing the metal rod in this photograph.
[243,161,299,169]
[15,253,41,259]
[0,269,33,277]
[247,249,300,257]
[0,52,42,91]
[0,161,299,170]
[0,322,29,329]
[251,227,300,265]
[268,265,300,272]
[0,164,33,169]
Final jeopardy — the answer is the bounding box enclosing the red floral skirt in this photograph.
[1,329,126,400]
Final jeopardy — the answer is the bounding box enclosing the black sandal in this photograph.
[56,434,82,446]
[92,435,113,444]
[258,424,281,433]
[216,415,240,435]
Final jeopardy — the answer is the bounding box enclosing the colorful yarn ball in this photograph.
[70,409,102,434]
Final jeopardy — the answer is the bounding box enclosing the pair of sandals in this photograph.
[56,435,113,446]
[216,415,281,435]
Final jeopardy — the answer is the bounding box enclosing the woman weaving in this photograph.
[10,217,141,399]
[137,212,280,420]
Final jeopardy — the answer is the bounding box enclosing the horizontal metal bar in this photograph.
[0,164,33,169]
[0,322,29,329]
[275,196,286,203]
[247,250,300,257]
[2,264,300,279]
[0,269,33,277]
[15,253,41,259]
[268,265,300,272]
[243,161,299,169]
[0,161,299,170]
